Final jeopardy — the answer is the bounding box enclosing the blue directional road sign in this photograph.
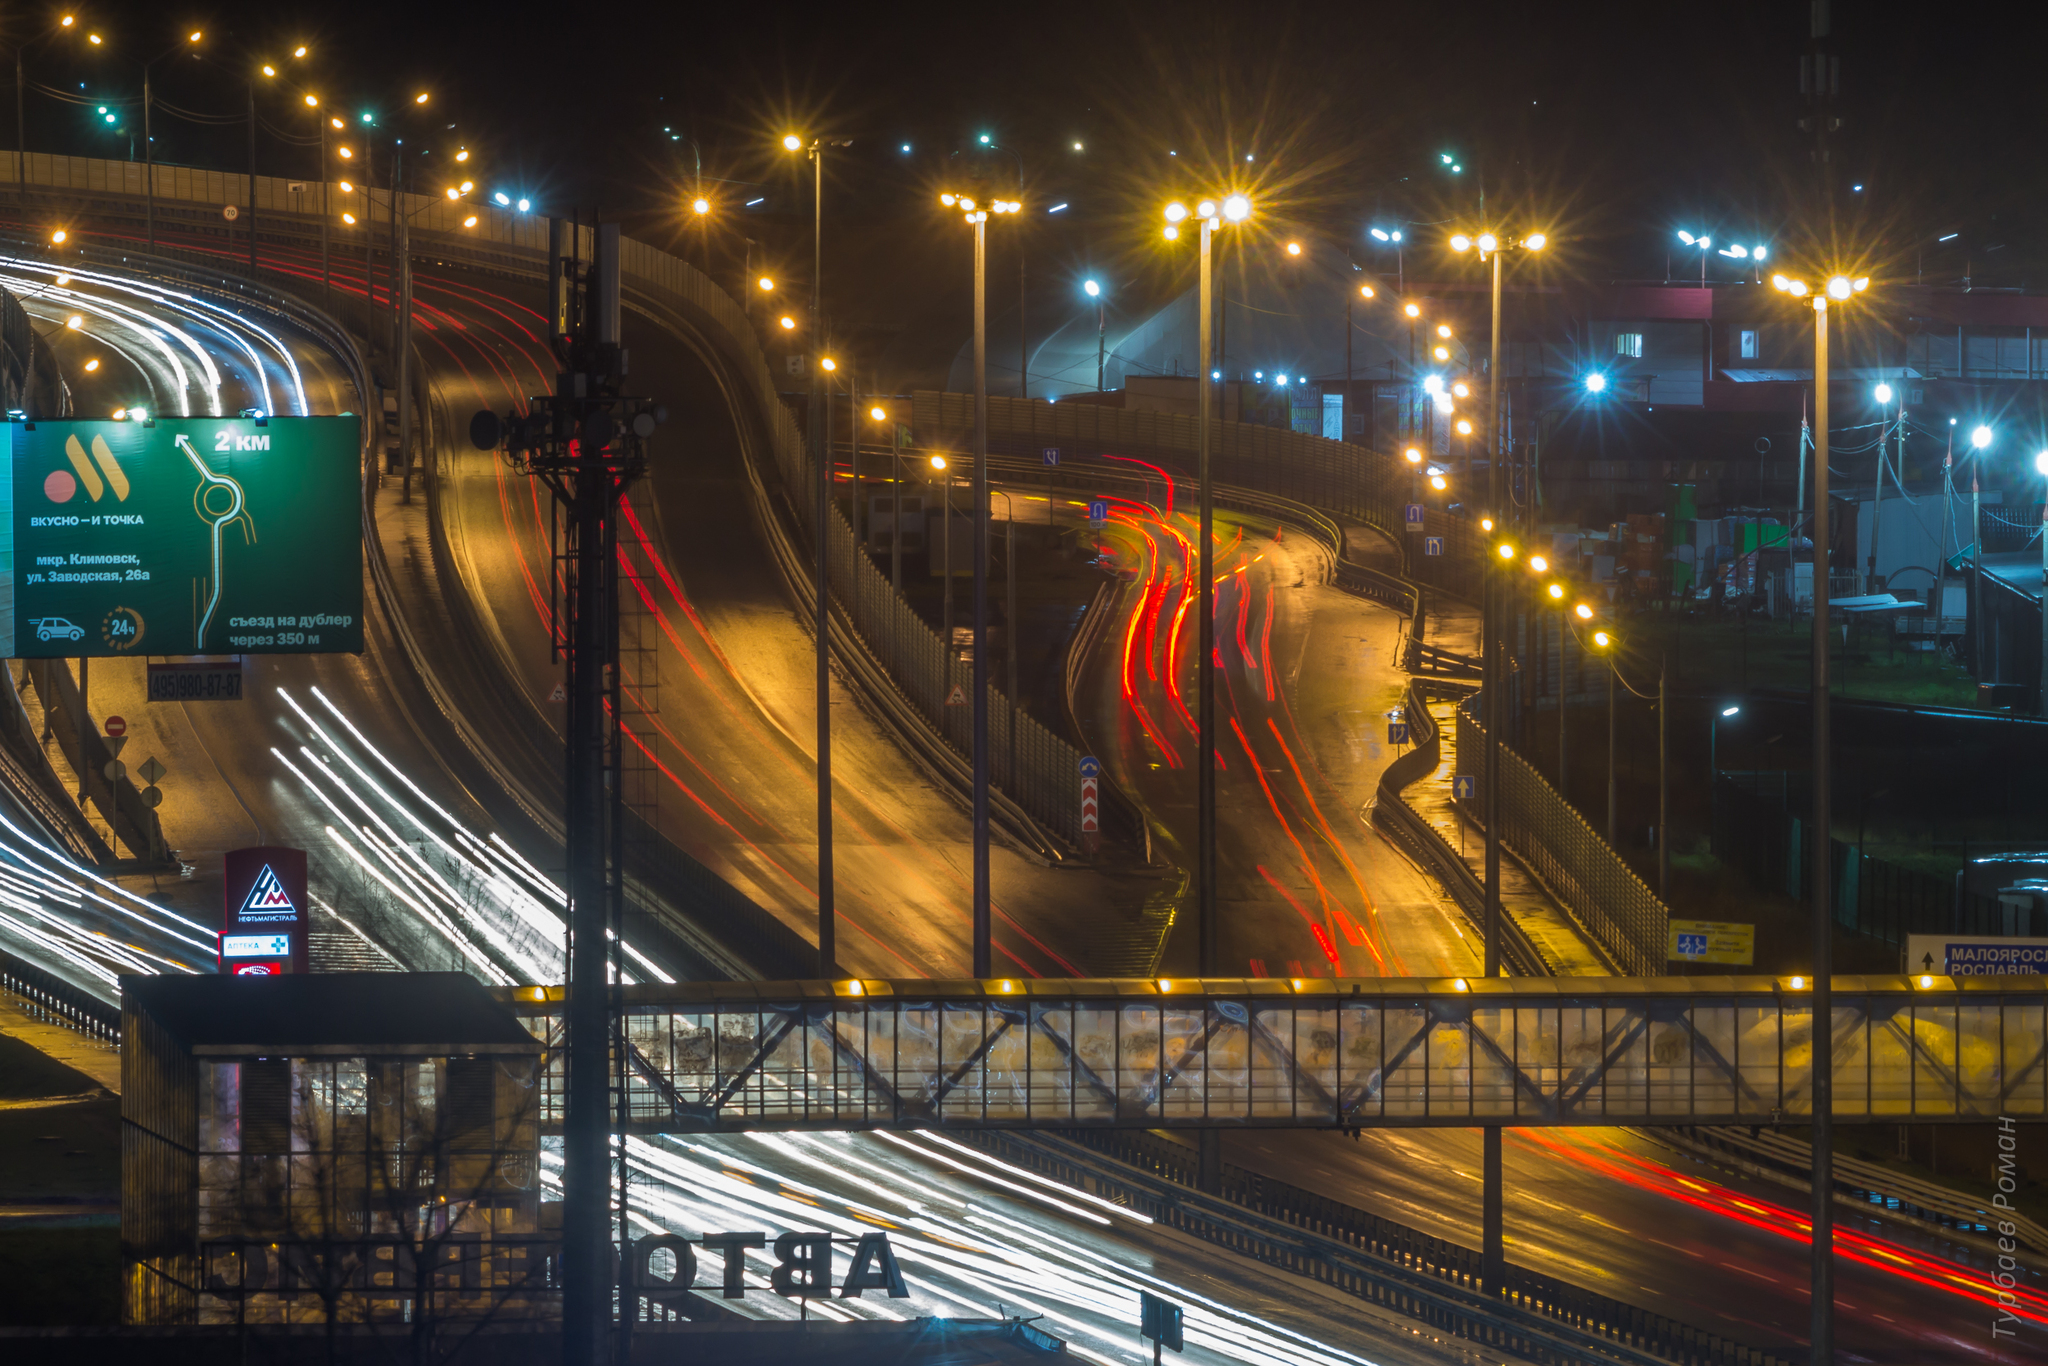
[1675,932,1708,958]
[1088,499,1109,526]
[1078,755,1101,779]
[1405,503,1426,532]
[1453,774,1477,800]
[1387,721,1409,745]
[1424,536,1444,557]
[1139,1291,1184,1353]
[1043,447,1061,466]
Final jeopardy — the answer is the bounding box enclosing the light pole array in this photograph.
[940,186,1023,974]
[1770,264,1870,1366]
[143,30,206,254]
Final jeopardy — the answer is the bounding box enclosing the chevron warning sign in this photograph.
[1079,755,1101,836]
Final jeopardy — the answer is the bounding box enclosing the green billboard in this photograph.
[12,417,362,658]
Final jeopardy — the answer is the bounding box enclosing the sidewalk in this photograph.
[1401,697,1614,977]
[0,992,119,1092]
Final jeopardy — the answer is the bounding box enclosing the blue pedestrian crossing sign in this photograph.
[1088,499,1110,526]
[1424,536,1444,556]
[1453,774,1477,800]
[1405,503,1425,531]
[1387,721,1409,745]
[1043,447,1061,466]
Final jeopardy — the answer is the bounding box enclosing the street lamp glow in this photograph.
[517,199,531,212]
[304,94,318,107]
[1197,200,1217,219]
[1529,555,1548,572]
[779,315,796,330]
[1574,603,1594,620]
[820,357,836,372]
[1083,279,1100,297]
[1222,194,1250,222]
[2035,450,2048,476]
[1403,302,1421,319]
[50,230,65,244]
[1592,630,1612,648]
[1547,582,1565,600]
[1972,425,1993,450]
[929,454,947,470]
[1476,233,1498,253]
[1525,233,1547,251]
[1449,234,1472,252]
[1827,276,1853,299]
[871,406,888,422]
[1497,543,1517,561]
[1451,381,1470,398]
[1584,372,1607,394]
[692,197,710,214]
[1164,202,1188,223]
[64,315,81,329]
[1285,241,1302,256]
[1429,474,1447,490]
[1454,418,1473,436]
[1359,284,1374,298]
[1421,375,1443,394]
[462,215,477,228]
[1371,228,1389,242]
[1874,383,1893,404]
[1162,225,1179,241]
[1436,324,1452,339]
[1433,346,1450,362]
[341,212,356,225]
[782,134,802,151]
[1404,447,1422,464]
[1721,705,1741,717]
[413,91,428,104]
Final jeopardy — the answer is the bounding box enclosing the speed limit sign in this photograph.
[222,204,240,221]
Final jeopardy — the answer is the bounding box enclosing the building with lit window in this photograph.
[121,972,545,1327]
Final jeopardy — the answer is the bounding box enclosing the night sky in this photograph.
[25,0,2048,377]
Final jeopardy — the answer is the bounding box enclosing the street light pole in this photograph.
[971,208,992,975]
[1809,288,1836,1366]
[808,137,836,977]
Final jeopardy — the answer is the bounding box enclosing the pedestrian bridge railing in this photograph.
[498,975,2046,1133]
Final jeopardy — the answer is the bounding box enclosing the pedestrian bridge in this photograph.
[498,975,2046,1133]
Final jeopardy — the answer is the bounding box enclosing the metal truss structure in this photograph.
[498,976,2047,1133]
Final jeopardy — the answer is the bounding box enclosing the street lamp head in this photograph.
[1436,324,1452,339]
[757,276,774,292]
[1450,234,1472,252]
[1404,447,1423,464]
[1874,382,1893,404]
[820,357,836,372]
[870,406,888,422]
[692,197,710,214]
[1403,302,1421,319]
[1547,582,1565,600]
[1827,276,1853,300]
[1164,202,1188,223]
[1162,224,1179,241]
[1787,280,1808,297]
[1360,284,1374,298]
[1753,246,1768,261]
[1197,200,1217,219]
[1222,194,1251,222]
[1481,518,1495,533]
[779,315,796,330]
[1433,346,1450,362]
[413,91,428,104]
[1677,231,1696,246]
[929,454,947,470]
[1972,425,1993,450]
[782,134,803,151]
[1497,543,1517,561]
[50,230,65,244]
[2035,450,2048,476]
[1286,241,1303,256]
[1083,279,1100,297]
[1592,630,1612,649]
[1451,382,1470,398]
[1529,555,1548,572]
[1454,418,1473,436]
[1429,474,1447,490]
[1574,602,1594,620]
[1477,233,1498,253]
[1721,705,1741,717]
[1421,375,1443,394]
[304,94,318,107]
[1584,372,1607,394]
[1370,228,1390,242]
[1524,233,1547,251]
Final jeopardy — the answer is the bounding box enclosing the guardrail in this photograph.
[0,946,122,1043]
[961,1128,1790,1366]
[1455,692,1666,976]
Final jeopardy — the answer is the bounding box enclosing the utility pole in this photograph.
[246,82,257,273]
[469,219,663,1366]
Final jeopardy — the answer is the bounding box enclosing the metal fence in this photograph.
[1711,774,2019,949]
[992,1128,1790,1366]
[0,946,121,1042]
[500,977,2047,1131]
[1455,693,1667,975]
[921,392,1485,600]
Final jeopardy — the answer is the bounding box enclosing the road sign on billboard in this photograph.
[14,418,362,658]
[1423,536,1444,557]
[1905,934,2048,976]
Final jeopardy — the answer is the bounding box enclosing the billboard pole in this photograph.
[470,216,664,1366]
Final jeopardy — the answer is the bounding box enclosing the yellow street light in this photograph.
[1222,194,1251,221]
[1477,233,1498,253]
[50,229,66,244]
[869,405,888,421]
[1429,474,1448,490]
[1360,284,1374,298]
[60,15,72,26]
[1162,224,1179,241]
[337,146,353,159]
[188,31,202,43]
[1547,582,1565,600]
[1455,418,1473,436]
[1433,345,1450,362]
[330,117,343,130]
[779,315,796,330]
[691,196,710,215]
[1452,381,1470,398]
[1482,518,1495,532]
[462,215,477,228]
[757,276,774,292]
[1164,202,1188,223]
[303,94,317,107]
[1404,447,1422,464]
[445,188,459,200]
[337,180,352,192]
[1526,233,1547,251]
[455,149,470,163]
[262,64,276,77]
[83,358,99,372]
[88,32,100,43]
[1529,554,1548,573]
[1574,602,1594,620]
[1437,324,1452,339]
[1450,234,1472,252]
[929,454,948,471]
[1285,241,1303,256]
[820,357,837,372]
[1197,199,1217,219]
[782,133,803,151]
[1592,629,1613,648]
[64,315,81,329]
[1403,302,1421,319]
[293,45,307,57]
[341,212,356,225]
[1497,543,1516,561]
[413,91,428,104]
